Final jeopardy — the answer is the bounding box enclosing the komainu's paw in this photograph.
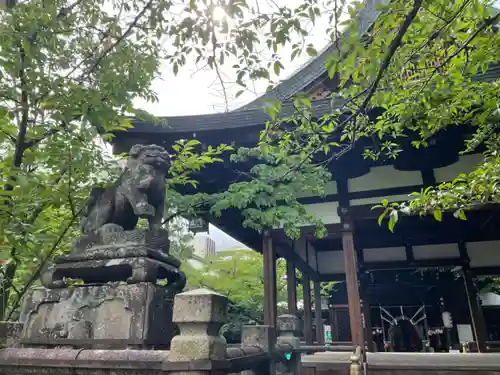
[134,202,155,217]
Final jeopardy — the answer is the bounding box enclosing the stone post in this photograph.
[277,314,301,375]
[169,288,229,375]
[242,325,275,351]
[277,314,300,348]
[241,325,275,375]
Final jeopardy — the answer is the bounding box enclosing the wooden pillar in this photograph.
[340,210,364,348]
[329,306,339,341]
[303,275,314,344]
[286,260,298,315]
[263,230,277,327]
[360,275,374,352]
[314,281,325,345]
[463,268,487,352]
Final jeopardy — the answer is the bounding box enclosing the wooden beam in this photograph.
[303,275,314,345]
[405,244,414,262]
[360,276,374,352]
[463,267,488,352]
[318,273,346,282]
[275,241,319,281]
[363,257,462,271]
[329,306,337,342]
[340,212,364,348]
[421,169,436,186]
[472,266,500,276]
[273,223,343,243]
[458,241,471,264]
[263,230,277,327]
[286,260,298,316]
[314,281,325,345]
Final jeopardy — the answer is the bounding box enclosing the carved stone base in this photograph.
[40,226,186,292]
[19,282,176,349]
[41,252,186,291]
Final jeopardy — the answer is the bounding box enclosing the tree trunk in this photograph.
[0,261,17,320]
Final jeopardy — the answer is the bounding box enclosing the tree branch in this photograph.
[416,11,500,96]
[23,0,155,149]
[312,0,423,139]
[6,204,84,320]
[22,124,64,150]
[359,0,423,112]
[403,0,471,67]
[77,0,154,83]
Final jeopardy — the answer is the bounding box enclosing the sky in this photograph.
[134,0,337,115]
[133,0,346,250]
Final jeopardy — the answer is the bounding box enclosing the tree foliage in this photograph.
[192,0,500,232]
[1,0,498,322]
[152,0,500,236]
[0,0,231,319]
[184,248,305,341]
[184,249,291,320]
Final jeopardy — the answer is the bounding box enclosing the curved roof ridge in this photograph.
[130,97,340,133]
[236,0,390,112]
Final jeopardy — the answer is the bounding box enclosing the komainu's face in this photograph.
[138,146,170,171]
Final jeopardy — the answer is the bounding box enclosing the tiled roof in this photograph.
[128,0,389,134]
[236,0,390,111]
[127,0,500,135]
[130,97,344,133]
[473,63,500,82]
[129,60,500,134]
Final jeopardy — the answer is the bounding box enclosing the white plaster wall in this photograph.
[467,241,500,268]
[434,154,483,183]
[412,243,460,260]
[348,166,422,193]
[317,250,345,274]
[302,201,341,225]
[296,181,338,198]
[363,246,406,262]
[350,194,415,206]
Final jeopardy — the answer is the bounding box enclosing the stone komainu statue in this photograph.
[81,144,170,233]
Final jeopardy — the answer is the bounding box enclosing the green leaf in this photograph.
[454,209,467,221]
[306,45,317,57]
[378,208,388,226]
[273,61,283,75]
[388,210,398,232]
[433,210,443,222]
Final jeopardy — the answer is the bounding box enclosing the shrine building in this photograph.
[111,0,500,353]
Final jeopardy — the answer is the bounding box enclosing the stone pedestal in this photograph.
[19,282,175,349]
[18,225,186,350]
[41,225,185,290]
